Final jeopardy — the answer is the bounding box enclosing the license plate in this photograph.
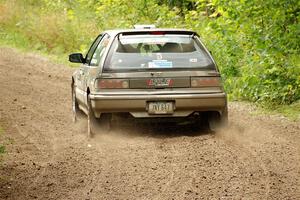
[148,102,174,114]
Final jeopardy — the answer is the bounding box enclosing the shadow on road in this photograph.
[76,113,214,139]
[109,119,213,139]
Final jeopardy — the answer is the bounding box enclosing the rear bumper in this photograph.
[89,92,227,118]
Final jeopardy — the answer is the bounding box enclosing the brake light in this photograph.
[191,77,221,87]
[151,31,165,35]
[95,79,129,89]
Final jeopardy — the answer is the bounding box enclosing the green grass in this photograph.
[272,101,300,121]
[251,101,300,121]
[0,126,5,154]
[0,29,30,49]
[0,29,79,67]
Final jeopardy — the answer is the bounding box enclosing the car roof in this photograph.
[103,28,198,37]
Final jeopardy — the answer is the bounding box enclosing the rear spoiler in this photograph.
[120,30,198,37]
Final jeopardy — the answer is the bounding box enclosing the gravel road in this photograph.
[0,48,299,200]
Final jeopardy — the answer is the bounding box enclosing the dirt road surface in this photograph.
[0,48,299,200]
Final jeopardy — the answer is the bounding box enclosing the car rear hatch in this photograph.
[97,70,223,94]
[97,30,223,93]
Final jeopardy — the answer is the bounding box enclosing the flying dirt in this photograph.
[0,48,299,200]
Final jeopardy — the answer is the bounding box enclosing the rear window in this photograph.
[104,34,214,72]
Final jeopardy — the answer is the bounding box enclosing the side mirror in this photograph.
[69,53,85,63]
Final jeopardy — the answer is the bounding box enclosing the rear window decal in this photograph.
[148,60,173,68]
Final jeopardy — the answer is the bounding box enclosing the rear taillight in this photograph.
[191,77,221,87]
[151,31,165,35]
[95,79,129,89]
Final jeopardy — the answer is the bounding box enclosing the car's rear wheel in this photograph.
[208,111,228,131]
[87,96,111,138]
[72,86,80,123]
[191,116,210,131]
[98,113,112,132]
[208,118,220,131]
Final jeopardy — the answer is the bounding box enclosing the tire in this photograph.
[87,95,111,138]
[87,97,96,138]
[208,118,220,131]
[72,86,80,123]
[191,117,210,131]
[208,112,228,131]
[98,113,112,132]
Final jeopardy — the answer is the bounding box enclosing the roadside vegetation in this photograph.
[0,126,5,156]
[0,0,299,118]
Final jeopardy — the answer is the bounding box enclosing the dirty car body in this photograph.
[70,28,228,134]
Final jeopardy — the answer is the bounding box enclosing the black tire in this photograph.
[87,96,96,138]
[208,111,228,131]
[87,96,111,138]
[98,113,112,132]
[72,86,80,123]
[208,118,220,131]
[191,117,210,131]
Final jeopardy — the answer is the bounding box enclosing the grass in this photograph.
[0,29,80,67]
[0,0,93,67]
[0,126,5,154]
[272,101,300,121]
[250,101,300,121]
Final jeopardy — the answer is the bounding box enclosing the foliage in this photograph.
[273,100,300,120]
[0,0,299,107]
[0,126,5,155]
[202,0,300,106]
[0,145,4,154]
[163,0,300,106]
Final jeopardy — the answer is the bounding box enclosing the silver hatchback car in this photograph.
[69,26,228,137]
